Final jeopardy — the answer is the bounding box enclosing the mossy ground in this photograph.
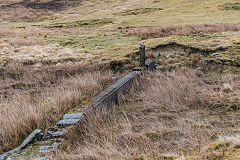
[187,141,240,160]
[9,140,55,160]
[47,18,114,28]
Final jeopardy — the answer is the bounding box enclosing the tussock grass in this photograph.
[0,6,48,21]
[0,28,46,46]
[56,69,240,159]
[0,0,82,21]
[127,23,240,39]
[7,37,45,46]
[0,63,114,153]
[193,134,240,159]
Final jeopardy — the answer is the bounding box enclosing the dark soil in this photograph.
[221,2,240,11]
[1,0,82,11]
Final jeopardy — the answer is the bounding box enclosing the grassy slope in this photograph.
[1,0,240,159]
[0,0,240,65]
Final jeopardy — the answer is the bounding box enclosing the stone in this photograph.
[91,71,141,110]
[39,146,52,153]
[46,128,66,139]
[63,113,83,119]
[66,61,73,65]
[145,59,156,71]
[20,129,43,149]
[34,157,48,160]
[34,63,42,68]
[0,147,20,160]
[55,63,64,68]
[51,142,60,152]
[56,119,81,126]
[34,63,43,71]
[38,142,60,154]
[112,76,117,80]
[49,130,66,138]
[132,67,145,71]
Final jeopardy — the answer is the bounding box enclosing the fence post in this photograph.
[139,44,146,67]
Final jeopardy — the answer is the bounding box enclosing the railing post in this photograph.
[139,44,146,67]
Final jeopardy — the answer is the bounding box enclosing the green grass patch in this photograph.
[143,31,240,51]
[45,32,140,53]
[9,140,55,160]
[47,18,114,28]
[116,8,163,16]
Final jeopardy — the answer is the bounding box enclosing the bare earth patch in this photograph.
[221,2,240,11]
[0,0,83,21]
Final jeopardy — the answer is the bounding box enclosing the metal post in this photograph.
[139,44,146,67]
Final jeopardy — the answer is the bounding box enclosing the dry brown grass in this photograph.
[0,6,48,21]
[56,69,240,159]
[192,134,240,160]
[0,0,83,21]
[7,37,45,46]
[127,23,240,39]
[0,30,14,37]
[0,63,115,153]
[0,27,89,47]
[0,28,49,46]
